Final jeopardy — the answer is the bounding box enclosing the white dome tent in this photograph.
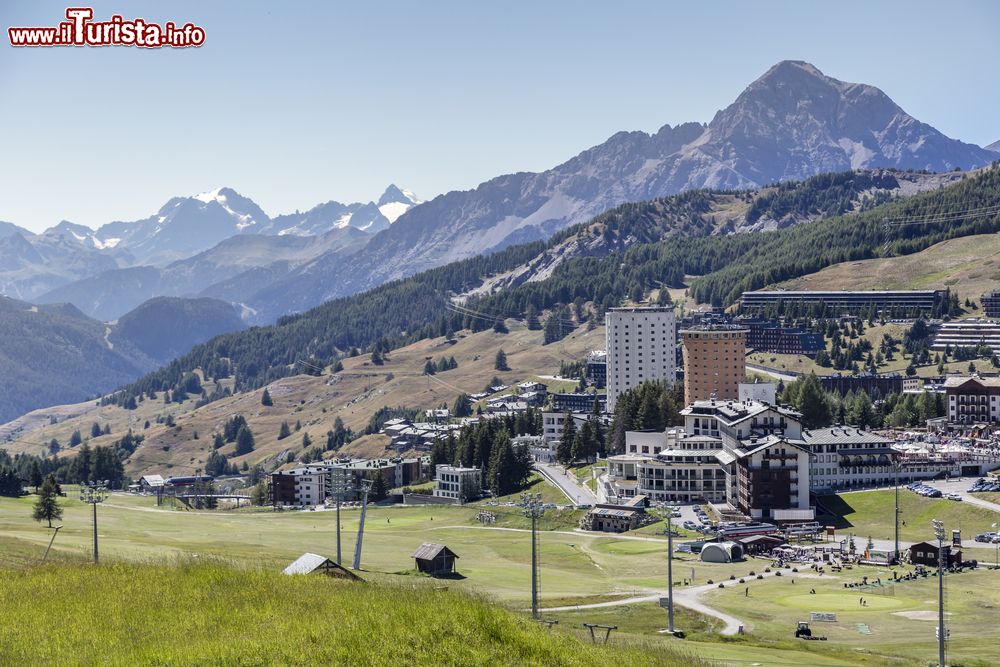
[700,541,744,563]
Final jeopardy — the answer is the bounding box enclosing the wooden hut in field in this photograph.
[412,543,459,576]
[282,553,360,580]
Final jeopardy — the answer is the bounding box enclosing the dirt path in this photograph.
[541,569,825,636]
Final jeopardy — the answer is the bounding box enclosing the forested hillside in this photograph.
[0,296,247,424]
[112,167,1000,407]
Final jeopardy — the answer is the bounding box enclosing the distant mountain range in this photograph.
[987,140,1000,153]
[0,185,420,308]
[229,61,999,321]
[0,295,246,424]
[2,61,996,327]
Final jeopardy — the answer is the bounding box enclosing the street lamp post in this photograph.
[520,492,545,619]
[932,519,946,667]
[79,481,109,563]
[331,472,353,566]
[893,459,900,563]
[652,503,678,635]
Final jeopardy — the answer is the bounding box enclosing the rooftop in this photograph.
[800,427,893,445]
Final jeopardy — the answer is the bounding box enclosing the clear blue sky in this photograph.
[3,0,998,232]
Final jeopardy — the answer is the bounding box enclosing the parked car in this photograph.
[975,533,996,543]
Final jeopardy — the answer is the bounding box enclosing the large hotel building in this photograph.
[681,325,748,405]
[605,306,676,412]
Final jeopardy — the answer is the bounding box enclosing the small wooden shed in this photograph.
[283,553,360,580]
[412,543,459,575]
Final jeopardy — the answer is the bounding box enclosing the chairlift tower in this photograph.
[79,481,109,563]
[352,478,375,570]
[520,492,545,618]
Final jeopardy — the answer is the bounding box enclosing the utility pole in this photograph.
[520,492,545,619]
[352,478,374,570]
[932,518,946,667]
[894,460,901,563]
[79,481,109,564]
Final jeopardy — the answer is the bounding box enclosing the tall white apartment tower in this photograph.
[605,306,677,412]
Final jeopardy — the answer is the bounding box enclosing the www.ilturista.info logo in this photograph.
[8,7,205,48]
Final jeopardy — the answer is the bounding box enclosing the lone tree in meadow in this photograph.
[494,349,509,372]
[261,388,273,406]
[32,475,62,528]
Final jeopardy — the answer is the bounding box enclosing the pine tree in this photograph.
[30,461,42,492]
[213,433,225,449]
[278,421,291,440]
[452,393,472,418]
[556,414,577,465]
[493,317,509,334]
[526,305,542,331]
[235,426,255,456]
[32,475,62,528]
[494,349,509,371]
[576,421,598,463]
[261,388,273,406]
[302,432,312,448]
[423,359,436,375]
[370,473,389,500]
[792,373,832,429]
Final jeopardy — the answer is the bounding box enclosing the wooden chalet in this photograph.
[412,543,459,575]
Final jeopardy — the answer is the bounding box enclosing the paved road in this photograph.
[744,363,799,383]
[534,462,598,506]
[924,478,1000,515]
[542,569,823,635]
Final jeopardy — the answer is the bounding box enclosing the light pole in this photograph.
[932,519,946,667]
[79,481,109,564]
[652,503,677,634]
[331,471,353,566]
[894,460,901,563]
[520,492,545,619]
[352,478,374,571]
[993,522,998,568]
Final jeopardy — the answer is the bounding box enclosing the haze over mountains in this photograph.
[0,295,245,424]
[0,185,420,307]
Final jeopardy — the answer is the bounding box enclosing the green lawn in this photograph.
[6,486,1000,666]
[817,489,1000,543]
[485,472,570,507]
[0,562,690,666]
[703,567,1000,667]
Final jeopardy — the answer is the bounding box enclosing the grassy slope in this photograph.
[776,231,1000,309]
[2,320,605,476]
[0,562,688,667]
[5,487,1000,665]
[818,488,1000,543]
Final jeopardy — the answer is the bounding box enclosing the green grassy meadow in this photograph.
[4,486,1000,666]
[0,562,692,667]
[818,489,1000,543]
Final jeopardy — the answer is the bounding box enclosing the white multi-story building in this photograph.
[605,306,677,412]
[605,429,727,504]
[801,427,897,493]
[433,465,482,501]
